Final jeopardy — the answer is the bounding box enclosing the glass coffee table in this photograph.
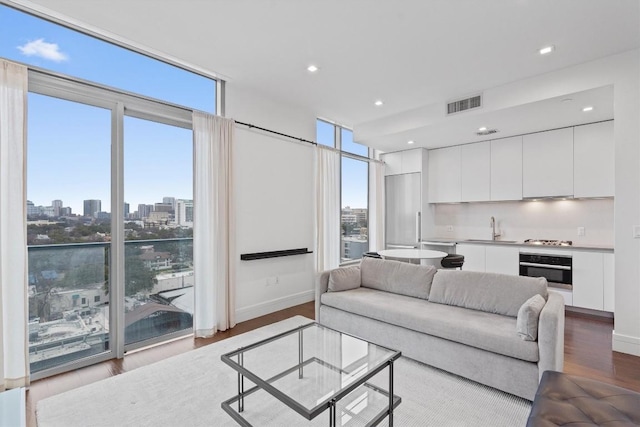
[221,322,401,426]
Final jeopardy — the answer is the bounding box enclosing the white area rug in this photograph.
[37,316,531,426]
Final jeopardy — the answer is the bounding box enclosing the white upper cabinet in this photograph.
[461,141,490,202]
[574,121,614,198]
[401,149,423,174]
[522,127,574,198]
[491,136,523,201]
[382,149,423,176]
[381,151,402,176]
[428,146,461,203]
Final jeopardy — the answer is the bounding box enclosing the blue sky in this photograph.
[2,4,368,214]
[0,4,211,214]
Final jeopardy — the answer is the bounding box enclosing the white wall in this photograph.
[226,84,317,322]
[432,199,614,245]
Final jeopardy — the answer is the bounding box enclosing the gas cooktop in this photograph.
[524,239,573,246]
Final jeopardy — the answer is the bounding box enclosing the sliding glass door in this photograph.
[26,74,195,379]
[123,117,194,349]
[27,93,113,374]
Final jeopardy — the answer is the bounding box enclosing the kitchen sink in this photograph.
[465,239,518,243]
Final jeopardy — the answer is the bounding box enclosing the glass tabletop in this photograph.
[221,322,401,420]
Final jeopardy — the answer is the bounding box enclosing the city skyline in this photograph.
[27,196,195,218]
[27,196,367,218]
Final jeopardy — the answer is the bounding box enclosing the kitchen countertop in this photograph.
[421,238,614,252]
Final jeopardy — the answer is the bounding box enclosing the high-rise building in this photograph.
[96,211,110,220]
[175,199,194,226]
[124,202,130,217]
[43,206,55,218]
[137,204,154,219]
[52,199,63,216]
[60,207,72,216]
[26,200,39,217]
[154,203,173,213]
[83,199,101,217]
[162,197,176,211]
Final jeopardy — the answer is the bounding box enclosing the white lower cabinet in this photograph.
[455,243,519,275]
[572,251,613,312]
[485,246,519,275]
[603,253,615,312]
[572,252,603,310]
[455,244,485,272]
[453,244,614,313]
[552,288,573,306]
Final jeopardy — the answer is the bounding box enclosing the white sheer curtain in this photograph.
[368,160,385,252]
[316,145,341,271]
[0,60,29,390]
[193,112,236,337]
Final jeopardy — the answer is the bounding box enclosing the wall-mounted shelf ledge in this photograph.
[240,248,313,261]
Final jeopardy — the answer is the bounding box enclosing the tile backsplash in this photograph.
[432,198,614,245]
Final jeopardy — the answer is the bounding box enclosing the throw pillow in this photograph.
[516,294,546,341]
[328,266,361,292]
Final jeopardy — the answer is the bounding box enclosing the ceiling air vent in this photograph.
[447,95,482,115]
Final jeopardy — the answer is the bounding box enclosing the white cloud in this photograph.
[17,39,68,62]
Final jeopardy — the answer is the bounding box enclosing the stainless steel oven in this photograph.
[519,253,572,289]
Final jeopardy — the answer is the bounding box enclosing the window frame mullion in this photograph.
[111,102,125,359]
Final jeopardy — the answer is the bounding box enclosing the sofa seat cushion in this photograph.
[321,287,539,362]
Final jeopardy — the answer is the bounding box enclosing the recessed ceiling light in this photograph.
[374,100,384,107]
[582,106,594,112]
[478,126,487,132]
[407,140,415,145]
[307,65,318,72]
[561,98,573,103]
[539,45,555,55]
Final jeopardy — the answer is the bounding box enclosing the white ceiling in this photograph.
[370,85,615,151]
[14,0,640,150]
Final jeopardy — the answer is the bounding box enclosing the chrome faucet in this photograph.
[490,216,501,241]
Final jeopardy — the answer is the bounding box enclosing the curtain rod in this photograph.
[235,121,317,146]
[234,120,384,164]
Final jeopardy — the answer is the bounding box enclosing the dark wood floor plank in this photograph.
[26,302,640,427]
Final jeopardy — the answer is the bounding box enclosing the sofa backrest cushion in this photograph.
[428,270,548,317]
[328,266,361,292]
[360,256,437,299]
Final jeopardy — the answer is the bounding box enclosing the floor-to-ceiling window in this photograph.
[316,120,370,264]
[1,4,217,378]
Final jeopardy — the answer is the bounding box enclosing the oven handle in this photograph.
[519,261,571,270]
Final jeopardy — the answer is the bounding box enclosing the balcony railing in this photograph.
[27,238,193,373]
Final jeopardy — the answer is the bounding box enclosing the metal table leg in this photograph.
[238,353,244,413]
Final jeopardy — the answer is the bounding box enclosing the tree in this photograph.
[124,245,158,296]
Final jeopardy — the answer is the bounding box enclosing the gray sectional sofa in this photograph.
[316,257,565,400]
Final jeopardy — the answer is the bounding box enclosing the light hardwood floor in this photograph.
[26,302,640,426]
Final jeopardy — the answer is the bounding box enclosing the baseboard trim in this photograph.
[235,290,314,323]
[612,331,640,356]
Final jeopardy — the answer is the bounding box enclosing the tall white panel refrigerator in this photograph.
[385,172,422,248]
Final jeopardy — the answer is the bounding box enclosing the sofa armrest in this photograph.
[537,291,565,378]
[315,270,331,319]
